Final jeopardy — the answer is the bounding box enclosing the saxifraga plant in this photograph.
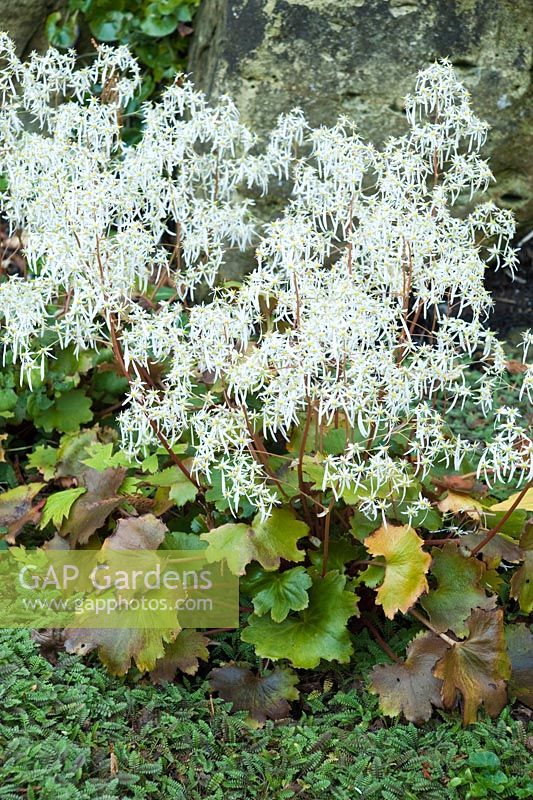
[0,34,532,724]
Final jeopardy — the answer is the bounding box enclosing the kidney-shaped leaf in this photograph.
[246,565,312,622]
[241,571,357,668]
[434,609,511,725]
[370,631,449,723]
[60,467,126,545]
[102,513,167,551]
[150,630,210,683]
[421,544,496,637]
[64,625,178,675]
[200,508,307,576]
[208,664,299,724]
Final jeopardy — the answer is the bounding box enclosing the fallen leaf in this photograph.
[150,630,210,683]
[208,664,299,724]
[434,609,511,725]
[421,544,496,637]
[370,631,449,723]
[364,524,431,618]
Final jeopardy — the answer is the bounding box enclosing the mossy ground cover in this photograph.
[1,629,531,800]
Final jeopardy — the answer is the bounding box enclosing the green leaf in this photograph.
[308,537,358,573]
[370,631,448,723]
[200,508,308,576]
[140,7,179,37]
[146,466,198,507]
[89,11,127,42]
[29,389,93,434]
[160,531,207,551]
[245,565,312,622]
[421,544,496,637]
[434,609,511,725]
[208,664,299,725]
[364,524,431,618]
[40,488,87,529]
[46,11,79,49]
[27,445,58,481]
[241,571,357,668]
[82,443,130,471]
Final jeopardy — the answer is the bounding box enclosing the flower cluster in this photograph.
[0,39,530,520]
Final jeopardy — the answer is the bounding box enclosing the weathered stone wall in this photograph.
[0,1,62,55]
[189,0,533,231]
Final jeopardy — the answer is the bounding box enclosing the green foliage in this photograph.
[1,630,532,799]
[242,571,357,669]
[40,486,87,529]
[46,0,200,115]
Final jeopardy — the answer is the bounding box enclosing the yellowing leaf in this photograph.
[200,508,307,576]
[491,488,533,512]
[364,524,431,618]
[421,544,496,637]
[150,630,210,683]
[0,483,44,542]
[370,631,448,723]
[434,609,511,725]
[438,491,483,520]
[64,626,178,675]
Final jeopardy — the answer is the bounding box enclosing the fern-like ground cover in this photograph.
[1,629,531,800]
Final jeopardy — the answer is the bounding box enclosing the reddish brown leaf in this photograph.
[434,609,511,725]
[505,359,528,375]
[433,474,477,493]
[60,467,126,545]
[208,664,299,724]
[370,631,449,723]
[102,513,167,551]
